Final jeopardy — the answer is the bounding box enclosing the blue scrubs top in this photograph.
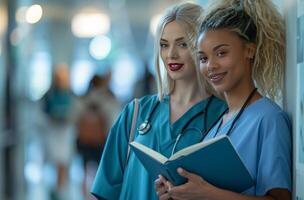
[204,97,292,196]
[91,94,227,200]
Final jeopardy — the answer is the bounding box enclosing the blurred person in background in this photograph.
[42,63,75,200]
[75,73,121,200]
[91,2,227,200]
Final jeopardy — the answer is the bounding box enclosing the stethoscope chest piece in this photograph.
[137,120,151,135]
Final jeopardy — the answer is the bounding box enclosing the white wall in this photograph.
[284,0,298,198]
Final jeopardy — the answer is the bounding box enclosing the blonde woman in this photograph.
[91,3,226,200]
[156,0,291,200]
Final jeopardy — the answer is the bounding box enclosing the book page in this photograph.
[169,135,227,161]
[130,142,168,164]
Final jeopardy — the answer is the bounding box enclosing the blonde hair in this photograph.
[200,0,285,101]
[154,2,206,101]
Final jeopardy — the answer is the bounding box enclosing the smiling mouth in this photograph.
[208,72,227,84]
[168,63,184,71]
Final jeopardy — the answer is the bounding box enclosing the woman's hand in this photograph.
[167,168,216,200]
[155,175,174,200]
[157,168,291,200]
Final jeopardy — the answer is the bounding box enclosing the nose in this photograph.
[168,46,178,59]
[206,57,218,73]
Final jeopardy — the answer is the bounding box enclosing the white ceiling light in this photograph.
[89,35,111,60]
[26,4,43,24]
[71,13,110,38]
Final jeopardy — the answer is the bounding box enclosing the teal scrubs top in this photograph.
[204,97,292,196]
[91,94,227,200]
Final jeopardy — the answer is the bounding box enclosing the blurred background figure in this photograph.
[75,73,121,200]
[41,63,75,200]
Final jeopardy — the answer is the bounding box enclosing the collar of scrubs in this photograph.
[156,97,210,156]
[171,97,211,134]
[208,88,257,139]
[212,115,236,137]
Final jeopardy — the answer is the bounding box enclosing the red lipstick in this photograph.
[168,63,184,71]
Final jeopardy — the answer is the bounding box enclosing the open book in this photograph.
[130,135,254,193]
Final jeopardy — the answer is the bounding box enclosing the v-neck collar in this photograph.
[164,95,212,138]
[211,97,266,138]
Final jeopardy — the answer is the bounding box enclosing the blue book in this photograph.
[130,135,254,193]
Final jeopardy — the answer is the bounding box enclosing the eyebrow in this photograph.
[198,44,230,54]
[160,37,185,42]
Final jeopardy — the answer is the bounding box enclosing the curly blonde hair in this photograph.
[200,0,285,101]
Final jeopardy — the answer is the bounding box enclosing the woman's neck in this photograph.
[171,80,209,106]
[169,80,210,124]
[224,83,260,115]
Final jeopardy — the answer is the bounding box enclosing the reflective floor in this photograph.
[26,153,94,200]
[24,125,96,200]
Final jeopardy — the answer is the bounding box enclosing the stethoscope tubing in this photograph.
[137,88,257,157]
[137,96,214,136]
[136,96,215,156]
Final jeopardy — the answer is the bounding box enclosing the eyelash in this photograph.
[198,51,227,64]
[216,51,226,57]
[160,43,168,48]
[159,42,188,48]
[199,56,207,64]
[178,43,188,48]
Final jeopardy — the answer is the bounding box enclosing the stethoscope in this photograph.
[170,96,214,156]
[171,87,255,155]
[201,88,258,141]
[138,88,257,156]
[137,96,214,136]
[136,96,214,156]
[137,100,159,135]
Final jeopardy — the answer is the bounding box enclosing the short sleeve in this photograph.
[256,111,292,195]
[91,100,135,199]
